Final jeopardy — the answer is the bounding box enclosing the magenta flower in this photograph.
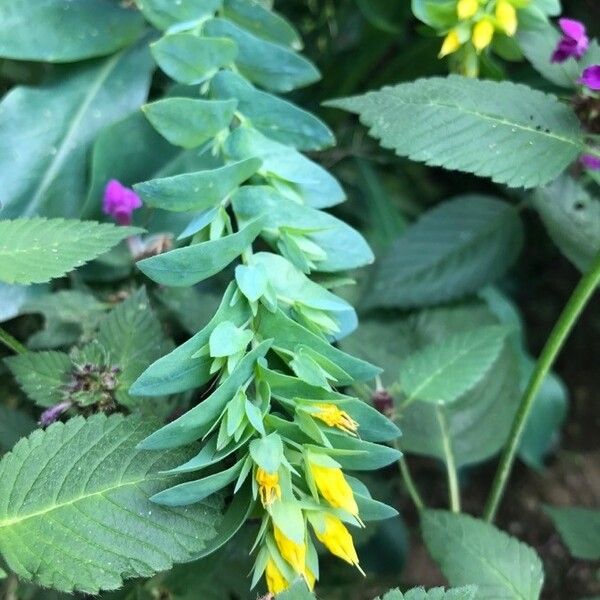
[39,401,72,427]
[102,179,142,225]
[551,18,589,63]
[581,154,600,170]
[579,65,600,91]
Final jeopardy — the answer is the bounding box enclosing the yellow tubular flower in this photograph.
[313,403,359,435]
[265,558,289,594]
[496,0,517,36]
[439,29,461,58]
[309,462,359,516]
[273,526,306,575]
[315,515,364,574]
[457,0,479,20]
[472,19,494,52]
[256,468,281,507]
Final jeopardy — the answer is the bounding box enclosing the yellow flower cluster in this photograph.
[439,0,524,69]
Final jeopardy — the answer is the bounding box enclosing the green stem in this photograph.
[0,328,26,355]
[397,452,425,511]
[484,250,600,522]
[437,408,461,513]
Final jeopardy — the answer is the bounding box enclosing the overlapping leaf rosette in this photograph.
[128,0,401,594]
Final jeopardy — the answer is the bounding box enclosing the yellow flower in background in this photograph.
[315,515,364,573]
[472,19,494,52]
[496,0,517,36]
[309,462,359,516]
[256,467,281,507]
[273,526,306,575]
[313,403,359,435]
[439,29,462,58]
[457,0,479,20]
[265,558,289,594]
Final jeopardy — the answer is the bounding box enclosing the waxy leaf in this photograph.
[143,98,237,149]
[330,76,584,189]
[136,0,222,30]
[0,414,224,594]
[544,506,600,560]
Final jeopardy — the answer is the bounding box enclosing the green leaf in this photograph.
[222,0,302,49]
[137,218,264,286]
[399,326,508,405]
[204,18,319,92]
[275,579,315,599]
[362,196,523,309]
[152,34,238,85]
[143,98,237,149]
[224,127,345,208]
[135,0,222,30]
[329,76,584,189]
[210,70,333,151]
[209,321,253,357]
[249,433,284,473]
[0,414,224,594]
[0,406,36,454]
[534,176,600,273]
[0,0,144,62]
[233,186,373,272]
[422,510,544,600]
[97,288,173,407]
[4,351,72,407]
[355,0,409,34]
[544,506,600,560]
[0,219,140,285]
[135,158,261,212]
[0,283,49,323]
[130,284,250,396]
[377,586,478,600]
[0,40,154,218]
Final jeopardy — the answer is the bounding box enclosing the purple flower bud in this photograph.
[551,18,589,63]
[579,65,600,91]
[581,153,600,170]
[39,401,72,427]
[102,179,142,226]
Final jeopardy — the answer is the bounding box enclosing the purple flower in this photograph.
[102,179,142,226]
[551,18,589,63]
[39,401,72,427]
[581,153,600,170]
[579,65,600,91]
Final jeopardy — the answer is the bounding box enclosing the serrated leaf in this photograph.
[143,98,237,149]
[534,176,600,273]
[97,288,173,407]
[0,0,144,62]
[422,510,544,600]
[0,414,223,594]
[137,218,264,286]
[204,18,319,92]
[151,34,238,85]
[0,40,154,218]
[363,196,523,309]
[0,219,140,285]
[4,351,72,407]
[377,586,478,600]
[211,70,333,151]
[329,76,584,189]
[275,580,315,599]
[399,326,508,405]
[544,506,600,560]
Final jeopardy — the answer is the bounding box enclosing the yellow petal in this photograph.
[273,526,307,575]
[496,0,517,36]
[309,463,359,516]
[265,558,289,594]
[439,29,462,58]
[457,0,479,20]
[472,19,494,52]
[256,468,281,507]
[315,515,363,573]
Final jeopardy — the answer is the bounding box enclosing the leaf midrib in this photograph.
[0,473,164,529]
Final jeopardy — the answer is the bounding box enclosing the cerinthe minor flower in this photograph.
[256,467,281,507]
[552,18,589,63]
[102,179,142,225]
[314,515,364,573]
[273,525,306,575]
[472,19,494,53]
[309,461,359,516]
[439,29,462,58]
[495,0,517,36]
[312,403,359,435]
[457,0,479,20]
[265,557,289,594]
[579,65,600,91]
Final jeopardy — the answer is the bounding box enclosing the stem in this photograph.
[436,408,461,513]
[484,250,600,522]
[397,451,424,511]
[0,328,26,354]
